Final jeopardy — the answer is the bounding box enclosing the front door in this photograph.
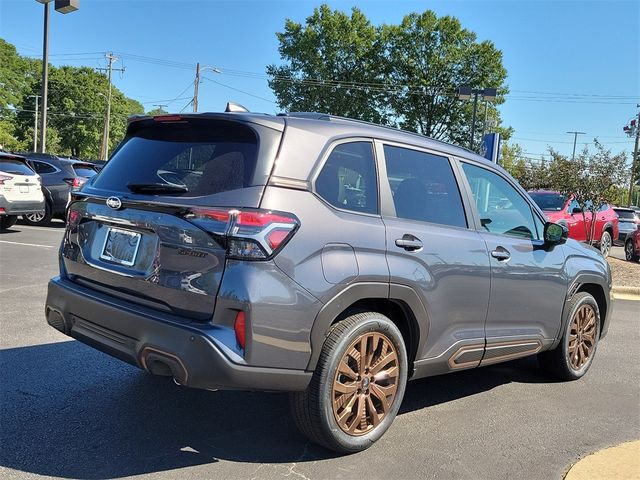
[460,162,567,363]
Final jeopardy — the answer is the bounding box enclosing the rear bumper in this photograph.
[0,197,45,215]
[45,276,311,392]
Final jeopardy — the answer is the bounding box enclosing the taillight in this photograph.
[0,174,13,185]
[185,208,299,260]
[63,177,87,188]
[234,311,246,349]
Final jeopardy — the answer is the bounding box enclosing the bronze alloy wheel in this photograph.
[568,304,597,370]
[331,332,399,436]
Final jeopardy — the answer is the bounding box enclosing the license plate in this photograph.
[19,185,29,193]
[100,227,141,266]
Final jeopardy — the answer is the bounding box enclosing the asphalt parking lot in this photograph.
[1,221,638,480]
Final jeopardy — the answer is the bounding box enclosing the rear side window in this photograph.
[72,165,97,178]
[315,142,378,214]
[92,120,258,197]
[0,159,34,175]
[615,210,636,219]
[384,145,467,228]
[30,161,57,174]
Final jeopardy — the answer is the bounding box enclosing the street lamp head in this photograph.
[54,0,79,14]
[458,86,472,100]
[482,88,497,101]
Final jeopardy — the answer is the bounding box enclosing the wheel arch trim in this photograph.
[306,282,429,371]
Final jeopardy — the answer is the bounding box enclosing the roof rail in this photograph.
[283,112,476,156]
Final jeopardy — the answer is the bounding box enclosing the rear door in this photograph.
[63,116,283,321]
[378,142,490,372]
[460,161,567,352]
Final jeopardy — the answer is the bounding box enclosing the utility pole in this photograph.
[625,106,640,206]
[153,104,168,114]
[28,95,41,152]
[38,1,50,153]
[97,53,125,160]
[566,131,586,160]
[193,62,200,112]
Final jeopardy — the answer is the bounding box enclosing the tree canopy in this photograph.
[0,38,143,158]
[267,5,510,147]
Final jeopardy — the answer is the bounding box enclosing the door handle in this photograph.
[395,235,423,251]
[491,248,511,261]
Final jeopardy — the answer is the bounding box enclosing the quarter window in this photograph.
[30,161,57,174]
[462,162,540,240]
[384,145,467,228]
[315,142,378,214]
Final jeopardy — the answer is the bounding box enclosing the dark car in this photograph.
[613,207,640,245]
[20,153,98,225]
[625,229,640,262]
[46,109,612,453]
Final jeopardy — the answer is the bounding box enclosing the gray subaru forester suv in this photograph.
[46,110,612,453]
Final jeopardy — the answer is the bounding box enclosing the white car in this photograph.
[0,152,46,231]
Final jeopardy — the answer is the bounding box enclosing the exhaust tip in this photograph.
[46,307,68,334]
[139,347,188,385]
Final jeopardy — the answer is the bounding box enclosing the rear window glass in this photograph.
[72,165,97,178]
[615,210,636,219]
[0,159,34,176]
[92,120,258,197]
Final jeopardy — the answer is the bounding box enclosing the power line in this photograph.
[201,77,276,104]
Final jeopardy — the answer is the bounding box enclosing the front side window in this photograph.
[384,145,467,228]
[315,142,378,214]
[568,198,581,213]
[462,162,540,240]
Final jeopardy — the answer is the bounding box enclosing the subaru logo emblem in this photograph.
[106,197,122,210]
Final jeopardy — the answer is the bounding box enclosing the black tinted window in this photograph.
[615,209,635,219]
[462,162,539,240]
[529,192,566,211]
[93,120,258,197]
[0,159,34,175]
[31,161,57,174]
[315,142,378,214]
[384,145,466,228]
[72,165,97,178]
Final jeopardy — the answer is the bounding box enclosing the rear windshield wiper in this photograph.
[126,182,188,194]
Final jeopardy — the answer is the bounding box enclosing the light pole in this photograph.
[458,87,497,150]
[566,131,586,160]
[623,106,640,206]
[193,64,222,112]
[35,0,79,154]
[28,95,41,152]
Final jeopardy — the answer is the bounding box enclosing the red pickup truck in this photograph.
[528,190,618,257]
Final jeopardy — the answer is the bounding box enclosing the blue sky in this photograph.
[1,0,638,160]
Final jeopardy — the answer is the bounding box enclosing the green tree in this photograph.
[381,11,509,145]
[146,107,169,117]
[266,6,510,145]
[267,5,385,124]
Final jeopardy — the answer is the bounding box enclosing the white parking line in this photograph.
[13,225,66,233]
[0,240,55,248]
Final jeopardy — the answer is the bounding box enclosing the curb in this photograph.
[611,285,640,301]
[564,440,640,480]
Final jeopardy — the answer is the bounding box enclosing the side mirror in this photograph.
[571,207,582,215]
[544,222,568,245]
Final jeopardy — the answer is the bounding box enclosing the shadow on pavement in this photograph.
[0,340,554,479]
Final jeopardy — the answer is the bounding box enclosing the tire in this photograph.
[0,215,18,231]
[22,202,52,226]
[290,312,408,453]
[537,292,600,381]
[599,230,612,258]
[625,238,639,262]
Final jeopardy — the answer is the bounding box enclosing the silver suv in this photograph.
[46,110,612,453]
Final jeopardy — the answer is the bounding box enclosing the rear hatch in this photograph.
[0,158,43,202]
[63,114,284,321]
